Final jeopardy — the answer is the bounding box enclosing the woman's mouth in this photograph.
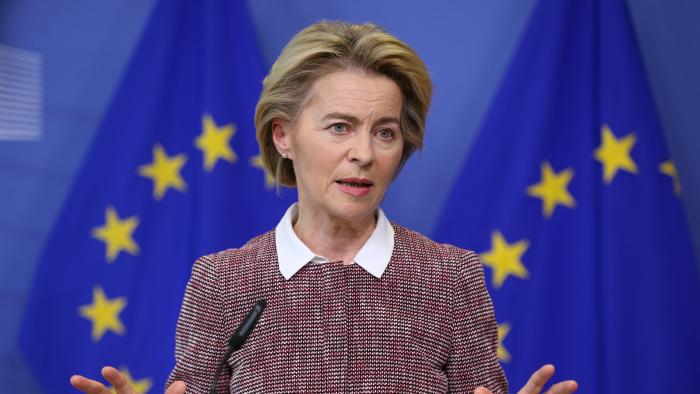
[336,178,373,196]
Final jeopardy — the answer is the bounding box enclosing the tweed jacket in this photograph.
[166,223,508,393]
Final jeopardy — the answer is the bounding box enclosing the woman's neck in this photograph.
[292,202,377,265]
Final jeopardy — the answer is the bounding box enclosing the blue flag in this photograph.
[433,0,700,392]
[19,1,293,391]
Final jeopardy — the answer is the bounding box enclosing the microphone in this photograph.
[209,299,267,394]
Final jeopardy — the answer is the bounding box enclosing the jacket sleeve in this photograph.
[166,256,231,393]
[445,249,508,393]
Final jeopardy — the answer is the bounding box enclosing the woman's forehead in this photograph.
[303,71,403,119]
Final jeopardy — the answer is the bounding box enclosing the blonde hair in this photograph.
[255,21,432,187]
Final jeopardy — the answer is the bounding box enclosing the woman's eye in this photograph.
[377,129,395,140]
[331,123,347,133]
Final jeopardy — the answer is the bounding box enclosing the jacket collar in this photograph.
[275,203,394,280]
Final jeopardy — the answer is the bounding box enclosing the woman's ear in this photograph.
[272,119,293,159]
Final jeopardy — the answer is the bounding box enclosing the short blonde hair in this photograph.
[255,21,432,187]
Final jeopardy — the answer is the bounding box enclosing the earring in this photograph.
[281,153,288,159]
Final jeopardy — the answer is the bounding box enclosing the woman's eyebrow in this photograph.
[374,116,400,125]
[320,112,360,123]
[321,112,400,126]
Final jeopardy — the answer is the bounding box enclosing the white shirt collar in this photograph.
[275,203,394,280]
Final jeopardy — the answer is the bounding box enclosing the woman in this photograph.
[71,21,578,394]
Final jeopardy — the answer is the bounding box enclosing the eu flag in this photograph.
[18,0,293,391]
[433,0,700,392]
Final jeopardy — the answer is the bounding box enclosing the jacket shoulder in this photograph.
[391,222,479,263]
[196,230,277,274]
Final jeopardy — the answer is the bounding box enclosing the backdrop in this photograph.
[1,0,698,392]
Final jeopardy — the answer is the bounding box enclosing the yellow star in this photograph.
[497,322,511,362]
[78,286,127,342]
[659,159,681,196]
[138,144,187,200]
[249,155,275,189]
[527,161,576,218]
[92,206,139,263]
[195,114,237,171]
[481,230,530,289]
[594,124,638,183]
[109,367,152,394]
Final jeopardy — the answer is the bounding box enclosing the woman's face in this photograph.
[273,70,404,224]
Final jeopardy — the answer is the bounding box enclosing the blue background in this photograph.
[1,1,698,392]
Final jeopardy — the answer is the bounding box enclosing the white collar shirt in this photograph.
[275,203,394,280]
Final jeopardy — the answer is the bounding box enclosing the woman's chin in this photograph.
[328,201,379,224]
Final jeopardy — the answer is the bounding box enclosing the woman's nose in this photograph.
[347,133,374,166]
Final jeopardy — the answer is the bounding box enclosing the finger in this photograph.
[544,380,579,394]
[518,364,556,394]
[474,387,494,394]
[165,380,187,394]
[166,380,187,394]
[69,375,110,394]
[101,366,134,394]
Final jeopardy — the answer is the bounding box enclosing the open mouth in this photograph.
[337,181,372,188]
[336,178,373,188]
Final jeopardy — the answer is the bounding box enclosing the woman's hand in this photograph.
[475,364,578,394]
[70,366,186,394]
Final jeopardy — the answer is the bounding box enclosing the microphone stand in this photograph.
[209,299,267,394]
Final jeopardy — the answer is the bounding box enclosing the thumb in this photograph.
[165,380,186,394]
[475,387,494,394]
[101,366,134,394]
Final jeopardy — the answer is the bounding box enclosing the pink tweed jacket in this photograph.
[166,223,508,393]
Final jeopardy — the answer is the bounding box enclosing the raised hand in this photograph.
[70,366,186,394]
[474,364,578,394]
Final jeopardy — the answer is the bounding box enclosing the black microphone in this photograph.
[209,299,267,394]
